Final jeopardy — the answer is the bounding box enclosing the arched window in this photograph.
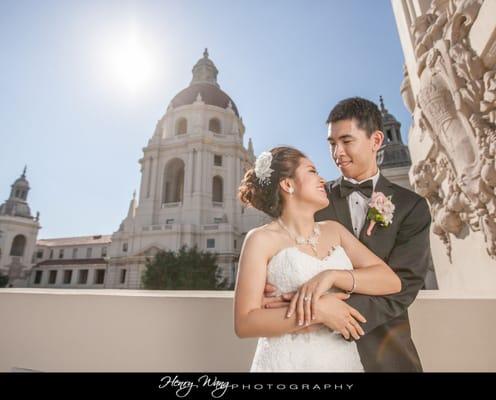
[395,129,402,143]
[209,118,221,134]
[10,234,26,257]
[212,176,223,203]
[163,158,185,203]
[176,118,187,135]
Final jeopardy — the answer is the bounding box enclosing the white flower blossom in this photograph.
[254,151,274,186]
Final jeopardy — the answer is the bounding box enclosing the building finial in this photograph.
[22,165,27,178]
[379,95,387,113]
[248,137,254,155]
[127,190,137,219]
[190,48,219,87]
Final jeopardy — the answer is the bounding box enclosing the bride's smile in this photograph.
[281,157,329,212]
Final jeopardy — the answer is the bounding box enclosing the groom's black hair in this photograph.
[326,97,383,138]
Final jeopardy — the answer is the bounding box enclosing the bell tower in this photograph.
[377,96,413,189]
[0,167,41,287]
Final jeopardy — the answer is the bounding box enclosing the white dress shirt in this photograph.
[342,169,381,237]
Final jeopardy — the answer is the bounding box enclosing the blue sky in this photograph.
[0,0,410,239]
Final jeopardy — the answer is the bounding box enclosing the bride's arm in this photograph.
[329,221,401,295]
[234,229,317,338]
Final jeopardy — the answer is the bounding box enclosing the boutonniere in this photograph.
[366,192,395,236]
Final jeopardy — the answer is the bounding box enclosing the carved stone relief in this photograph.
[406,0,496,260]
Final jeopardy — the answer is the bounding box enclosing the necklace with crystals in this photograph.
[277,218,321,255]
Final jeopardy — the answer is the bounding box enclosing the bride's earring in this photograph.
[288,187,294,195]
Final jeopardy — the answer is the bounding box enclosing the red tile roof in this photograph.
[37,235,112,247]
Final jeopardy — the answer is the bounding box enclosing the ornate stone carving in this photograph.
[400,65,415,113]
[407,0,496,260]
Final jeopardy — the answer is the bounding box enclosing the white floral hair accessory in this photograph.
[254,151,274,186]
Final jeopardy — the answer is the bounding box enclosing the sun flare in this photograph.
[102,32,155,93]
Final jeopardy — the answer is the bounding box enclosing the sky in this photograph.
[0,0,411,239]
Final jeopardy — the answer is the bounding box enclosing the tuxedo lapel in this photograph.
[358,174,396,242]
[329,177,354,234]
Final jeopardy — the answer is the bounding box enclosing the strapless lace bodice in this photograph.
[250,244,364,372]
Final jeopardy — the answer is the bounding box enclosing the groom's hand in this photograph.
[263,287,352,309]
[313,294,366,340]
[262,283,294,309]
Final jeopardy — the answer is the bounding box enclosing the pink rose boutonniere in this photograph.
[366,192,395,236]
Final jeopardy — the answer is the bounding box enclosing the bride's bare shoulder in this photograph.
[240,223,285,262]
[244,221,282,246]
[317,220,343,231]
[317,220,344,243]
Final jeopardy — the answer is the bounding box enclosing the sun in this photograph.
[102,31,155,94]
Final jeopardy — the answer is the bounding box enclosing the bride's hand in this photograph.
[286,270,336,327]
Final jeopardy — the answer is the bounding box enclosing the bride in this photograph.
[234,146,401,372]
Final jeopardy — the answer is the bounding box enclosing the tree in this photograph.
[0,272,8,288]
[141,245,228,290]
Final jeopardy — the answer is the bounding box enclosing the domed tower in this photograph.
[377,96,413,189]
[109,50,267,289]
[0,166,41,287]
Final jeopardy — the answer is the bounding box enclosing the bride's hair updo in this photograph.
[238,146,307,218]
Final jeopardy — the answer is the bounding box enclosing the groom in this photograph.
[264,97,432,372]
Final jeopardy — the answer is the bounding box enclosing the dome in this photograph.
[11,166,30,189]
[379,96,400,126]
[377,96,411,169]
[13,176,29,188]
[0,166,33,219]
[378,143,412,168]
[168,49,240,117]
[169,83,239,117]
[0,201,32,218]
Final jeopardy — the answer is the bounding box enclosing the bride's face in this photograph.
[292,158,328,209]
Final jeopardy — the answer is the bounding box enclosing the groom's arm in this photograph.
[345,196,431,335]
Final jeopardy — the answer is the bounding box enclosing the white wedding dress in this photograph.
[250,245,364,372]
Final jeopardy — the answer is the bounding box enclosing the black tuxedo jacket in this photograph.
[314,174,431,372]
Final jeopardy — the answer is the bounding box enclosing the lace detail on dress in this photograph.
[249,244,364,372]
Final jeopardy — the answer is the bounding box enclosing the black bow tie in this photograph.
[339,179,374,198]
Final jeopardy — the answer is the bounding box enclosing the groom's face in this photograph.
[327,118,381,180]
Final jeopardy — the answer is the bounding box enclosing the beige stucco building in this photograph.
[105,49,269,289]
[1,50,270,290]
